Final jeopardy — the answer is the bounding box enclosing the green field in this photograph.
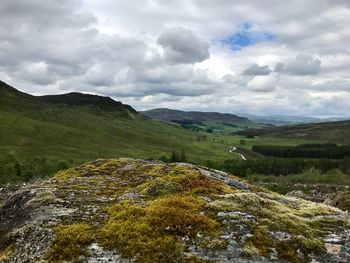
[234,120,350,144]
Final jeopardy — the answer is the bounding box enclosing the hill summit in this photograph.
[40,93,136,113]
[0,159,349,262]
[0,80,136,115]
[141,108,250,123]
[140,108,256,132]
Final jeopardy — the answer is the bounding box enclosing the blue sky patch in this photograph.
[220,23,275,51]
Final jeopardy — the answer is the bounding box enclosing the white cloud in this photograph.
[0,0,349,117]
[247,75,277,92]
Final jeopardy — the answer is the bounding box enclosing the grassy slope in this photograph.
[0,81,238,165]
[1,81,304,166]
[234,121,350,144]
[140,108,261,133]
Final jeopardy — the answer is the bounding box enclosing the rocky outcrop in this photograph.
[0,159,349,262]
[328,192,350,212]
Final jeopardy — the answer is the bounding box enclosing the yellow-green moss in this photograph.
[141,178,181,197]
[329,191,350,211]
[144,164,166,177]
[135,164,235,200]
[244,225,273,257]
[100,202,185,262]
[168,164,199,177]
[0,245,13,261]
[185,254,212,263]
[100,195,219,262]
[95,159,128,175]
[177,173,234,195]
[47,223,94,262]
[275,241,305,263]
[200,237,228,250]
[208,192,337,261]
[43,160,346,262]
[147,195,218,237]
[54,168,83,180]
[35,190,56,204]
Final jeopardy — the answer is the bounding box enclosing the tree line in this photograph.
[0,155,72,184]
[252,143,350,159]
[159,149,187,163]
[205,157,350,177]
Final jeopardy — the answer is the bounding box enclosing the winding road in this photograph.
[229,146,247,160]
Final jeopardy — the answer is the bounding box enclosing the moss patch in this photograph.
[100,195,219,262]
[209,191,339,262]
[46,223,94,262]
[21,159,347,262]
[244,225,273,257]
[330,191,350,211]
[141,178,181,197]
[0,245,13,261]
[54,168,83,180]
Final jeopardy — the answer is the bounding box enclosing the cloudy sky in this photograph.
[0,0,349,117]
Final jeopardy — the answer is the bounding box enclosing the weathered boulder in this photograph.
[0,159,349,262]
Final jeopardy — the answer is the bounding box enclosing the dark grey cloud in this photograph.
[284,54,321,75]
[157,27,209,64]
[243,64,272,75]
[274,63,284,72]
[310,79,350,91]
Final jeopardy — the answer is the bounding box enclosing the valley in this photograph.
[1,81,349,191]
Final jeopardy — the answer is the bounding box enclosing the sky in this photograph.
[0,0,349,117]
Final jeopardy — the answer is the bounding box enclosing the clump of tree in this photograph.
[206,156,350,177]
[252,143,350,159]
[206,128,214,133]
[159,149,187,163]
[0,155,72,184]
[171,119,203,125]
[196,135,207,142]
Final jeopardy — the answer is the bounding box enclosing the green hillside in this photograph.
[140,108,260,133]
[0,81,236,183]
[234,120,350,144]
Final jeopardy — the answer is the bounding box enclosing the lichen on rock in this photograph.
[0,158,349,262]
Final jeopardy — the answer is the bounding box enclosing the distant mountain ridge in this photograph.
[141,108,250,123]
[140,108,260,132]
[238,112,349,125]
[139,108,259,133]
